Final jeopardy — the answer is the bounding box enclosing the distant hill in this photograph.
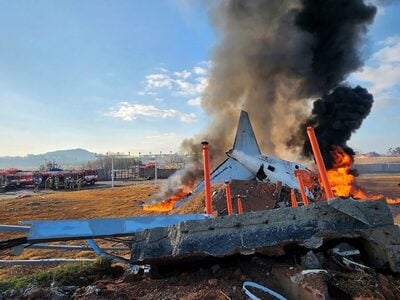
[0,148,97,169]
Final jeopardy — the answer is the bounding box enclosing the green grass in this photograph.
[0,258,120,295]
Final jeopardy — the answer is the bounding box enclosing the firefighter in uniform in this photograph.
[64,177,70,190]
[33,172,42,193]
[45,177,51,190]
[54,176,59,190]
[69,177,74,190]
[49,176,54,189]
[77,178,82,190]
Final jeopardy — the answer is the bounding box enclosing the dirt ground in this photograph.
[357,173,400,198]
[0,174,400,298]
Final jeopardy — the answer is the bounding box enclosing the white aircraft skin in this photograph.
[227,149,309,191]
[175,110,312,208]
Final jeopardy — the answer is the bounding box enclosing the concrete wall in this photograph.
[354,163,400,174]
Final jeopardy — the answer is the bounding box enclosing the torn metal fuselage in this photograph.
[174,110,317,209]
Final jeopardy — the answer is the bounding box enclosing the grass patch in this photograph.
[0,258,122,294]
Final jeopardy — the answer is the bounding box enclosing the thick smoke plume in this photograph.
[295,85,374,169]
[294,0,377,95]
[151,0,377,203]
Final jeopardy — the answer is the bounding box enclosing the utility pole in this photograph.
[154,151,162,182]
[154,157,157,182]
[95,152,131,188]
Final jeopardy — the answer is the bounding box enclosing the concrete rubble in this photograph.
[131,199,400,274]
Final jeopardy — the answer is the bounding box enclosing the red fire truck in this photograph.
[0,169,98,191]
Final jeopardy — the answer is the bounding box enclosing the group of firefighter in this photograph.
[43,175,84,191]
[0,175,7,192]
[0,173,85,193]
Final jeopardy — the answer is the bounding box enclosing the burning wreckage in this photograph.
[135,111,400,273]
[1,111,400,298]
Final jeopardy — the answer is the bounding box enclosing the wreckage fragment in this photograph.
[212,179,286,214]
[130,199,400,273]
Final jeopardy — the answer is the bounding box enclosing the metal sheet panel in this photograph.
[25,214,206,242]
[0,224,30,232]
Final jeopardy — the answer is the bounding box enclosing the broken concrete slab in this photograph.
[327,198,387,225]
[130,199,400,273]
[360,225,400,272]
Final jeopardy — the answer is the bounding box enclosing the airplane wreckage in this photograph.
[1,111,400,277]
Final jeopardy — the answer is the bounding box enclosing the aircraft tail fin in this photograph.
[232,110,261,155]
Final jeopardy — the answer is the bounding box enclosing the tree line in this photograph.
[84,157,142,170]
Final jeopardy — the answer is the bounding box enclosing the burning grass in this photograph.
[327,146,400,204]
[143,184,194,212]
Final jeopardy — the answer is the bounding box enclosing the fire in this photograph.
[326,146,400,204]
[143,183,194,212]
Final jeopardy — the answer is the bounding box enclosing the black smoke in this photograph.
[287,0,378,167]
[153,0,380,204]
[295,0,377,95]
[300,85,374,168]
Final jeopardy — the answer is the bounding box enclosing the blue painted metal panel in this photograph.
[24,214,206,242]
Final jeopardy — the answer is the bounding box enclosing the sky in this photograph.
[0,0,399,157]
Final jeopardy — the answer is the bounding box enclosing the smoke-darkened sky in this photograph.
[0,0,399,157]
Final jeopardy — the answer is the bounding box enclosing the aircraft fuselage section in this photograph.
[228,150,308,190]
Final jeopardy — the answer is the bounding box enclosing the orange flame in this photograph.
[143,183,194,212]
[326,146,400,204]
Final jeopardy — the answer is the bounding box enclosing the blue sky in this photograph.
[0,0,399,156]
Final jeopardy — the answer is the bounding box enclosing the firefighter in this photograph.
[44,177,51,190]
[77,178,82,190]
[69,178,75,190]
[64,177,70,190]
[0,175,5,192]
[33,172,42,193]
[54,176,59,190]
[49,176,54,189]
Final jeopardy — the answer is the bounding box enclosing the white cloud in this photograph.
[353,36,400,94]
[173,70,191,79]
[373,37,400,64]
[155,97,164,102]
[140,61,211,96]
[187,96,201,106]
[193,66,208,75]
[145,73,173,89]
[106,102,196,123]
[378,36,400,47]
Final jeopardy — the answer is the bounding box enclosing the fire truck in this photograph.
[0,169,35,191]
[83,169,98,185]
[0,169,98,191]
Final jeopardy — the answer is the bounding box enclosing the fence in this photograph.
[96,167,178,181]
